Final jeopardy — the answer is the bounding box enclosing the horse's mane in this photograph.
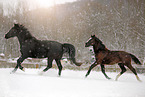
[94,37,106,50]
[19,24,36,40]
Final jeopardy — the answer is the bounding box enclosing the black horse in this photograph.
[5,24,82,75]
[85,35,142,81]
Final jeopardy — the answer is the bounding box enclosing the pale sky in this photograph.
[0,0,77,16]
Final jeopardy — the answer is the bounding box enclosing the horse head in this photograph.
[85,35,106,51]
[85,35,97,47]
[5,23,23,39]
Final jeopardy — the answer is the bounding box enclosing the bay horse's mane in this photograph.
[94,36,106,50]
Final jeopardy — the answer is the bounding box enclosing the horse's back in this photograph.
[41,40,62,51]
[38,40,63,58]
[102,50,131,65]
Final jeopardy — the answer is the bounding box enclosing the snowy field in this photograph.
[0,68,145,97]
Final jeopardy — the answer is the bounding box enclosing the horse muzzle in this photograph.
[85,43,89,47]
[4,34,9,39]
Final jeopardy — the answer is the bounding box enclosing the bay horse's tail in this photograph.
[63,43,82,66]
[130,54,142,65]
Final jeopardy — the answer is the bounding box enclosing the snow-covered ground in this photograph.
[0,68,145,97]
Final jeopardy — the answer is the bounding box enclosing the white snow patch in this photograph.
[0,68,145,97]
[0,53,5,57]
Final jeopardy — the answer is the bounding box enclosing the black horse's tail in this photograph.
[62,43,82,66]
[130,54,142,65]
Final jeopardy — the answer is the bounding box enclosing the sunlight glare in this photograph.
[36,0,77,8]
[36,0,55,8]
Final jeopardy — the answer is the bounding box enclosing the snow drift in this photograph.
[0,68,145,97]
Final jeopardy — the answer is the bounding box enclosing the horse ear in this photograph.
[14,23,19,27]
[91,35,95,38]
[20,24,23,27]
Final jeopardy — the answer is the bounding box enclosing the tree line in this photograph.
[0,0,144,64]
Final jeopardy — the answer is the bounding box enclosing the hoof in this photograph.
[22,68,25,72]
[58,72,61,77]
[10,71,15,74]
[76,63,83,66]
[115,73,121,81]
[57,75,61,77]
[136,75,142,82]
[115,77,118,81]
[138,79,142,82]
[85,74,88,78]
[10,68,17,74]
[107,77,111,80]
[38,71,44,75]
[20,66,25,72]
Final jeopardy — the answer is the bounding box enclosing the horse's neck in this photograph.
[93,43,108,53]
[17,31,35,45]
[93,44,99,53]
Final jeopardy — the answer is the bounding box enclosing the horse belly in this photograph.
[102,56,121,65]
[48,49,63,59]
[36,53,47,58]
[30,48,48,58]
[47,44,63,59]
[30,52,47,58]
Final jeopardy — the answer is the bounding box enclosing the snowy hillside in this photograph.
[0,68,145,97]
[0,0,144,62]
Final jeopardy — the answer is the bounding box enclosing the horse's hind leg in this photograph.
[11,65,19,73]
[126,64,141,82]
[43,58,53,72]
[55,59,63,76]
[115,63,126,81]
[85,61,97,77]
[101,64,111,79]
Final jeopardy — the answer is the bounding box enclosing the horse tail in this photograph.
[130,54,142,65]
[62,43,82,66]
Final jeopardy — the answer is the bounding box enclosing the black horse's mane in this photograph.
[18,24,36,40]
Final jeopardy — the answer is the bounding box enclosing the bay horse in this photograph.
[85,35,142,81]
[5,23,82,75]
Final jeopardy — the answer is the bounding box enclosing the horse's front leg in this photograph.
[11,56,26,73]
[85,61,98,77]
[101,64,111,79]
